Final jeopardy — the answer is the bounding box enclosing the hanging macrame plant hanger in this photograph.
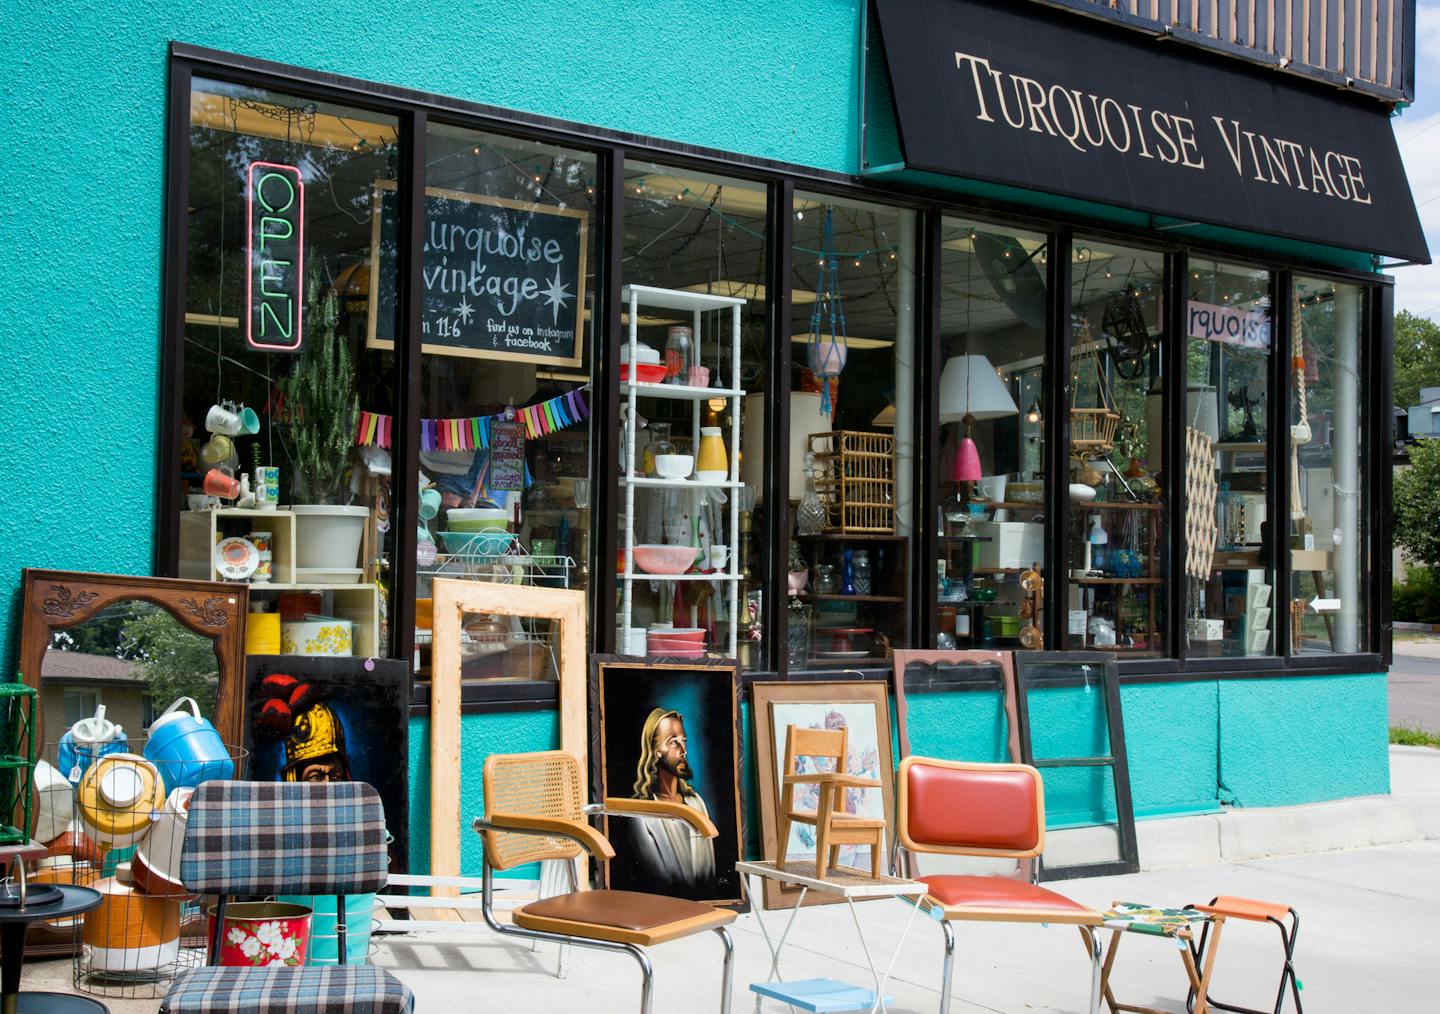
[807,207,849,416]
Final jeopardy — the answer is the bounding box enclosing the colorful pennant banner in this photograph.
[355,389,589,452]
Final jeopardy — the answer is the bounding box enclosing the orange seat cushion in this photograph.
[905,763,1040,852]
[921,875,1101,925]
[1196,896,1291,922]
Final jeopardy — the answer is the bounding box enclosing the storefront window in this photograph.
[1186,260,1274,657]
[1292,278,1368,654]
[412,125,597,683]
[1066,241,1166,656]
[937,218,1048,649]
[618,162,767,668]
[788,193,916,669]
[177,80,400,658]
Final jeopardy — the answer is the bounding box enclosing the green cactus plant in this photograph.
[279,279,357,504]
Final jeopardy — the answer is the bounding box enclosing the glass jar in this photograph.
[642,423,674,478]
[814,563,839,595]
[664,326,693,385]
[852,550,872,596]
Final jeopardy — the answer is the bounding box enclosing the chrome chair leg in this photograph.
[716,925,734,1013]
[1084,926,1102,1014]
[625,943,655,1014]
[938,919,956,1014]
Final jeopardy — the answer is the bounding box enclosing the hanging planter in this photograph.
[1070,316,1121,460]
[807,207,849,416]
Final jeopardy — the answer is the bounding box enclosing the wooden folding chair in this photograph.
[775,724,886,880]
[895,756,1103,1014]
[473,751,735,1014]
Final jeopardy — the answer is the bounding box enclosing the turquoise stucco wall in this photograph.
[405,672,1386,874]
[0,0,868,665]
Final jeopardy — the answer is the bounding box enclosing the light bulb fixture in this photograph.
[1026,400,1042,424]
[707,397,727,413]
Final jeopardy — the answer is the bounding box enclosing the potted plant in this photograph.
[279,282,367,574]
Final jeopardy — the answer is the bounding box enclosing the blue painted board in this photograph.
[750,978,892,1013]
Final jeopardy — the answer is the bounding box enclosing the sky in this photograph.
[1394,1,1440,316]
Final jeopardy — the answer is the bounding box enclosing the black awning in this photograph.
[871,0,1429,263]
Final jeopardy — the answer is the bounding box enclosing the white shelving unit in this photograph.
[620,284,746,657]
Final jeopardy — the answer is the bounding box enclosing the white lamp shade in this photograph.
[939,355,1019,422]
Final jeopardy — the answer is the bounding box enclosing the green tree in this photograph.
[1394,310,1440,412]
[120,610,219,718]
[1395,439,1440,568]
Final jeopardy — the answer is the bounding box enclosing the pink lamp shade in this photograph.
[954,436,982,482]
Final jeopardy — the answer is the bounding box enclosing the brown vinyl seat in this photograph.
[473,751,734,1014]
[515,889,734,946]
[895,756,1103,1014]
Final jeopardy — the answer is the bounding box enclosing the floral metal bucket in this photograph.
[208,901,312,967]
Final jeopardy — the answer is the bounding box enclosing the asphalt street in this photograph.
[1389,637,1440,731]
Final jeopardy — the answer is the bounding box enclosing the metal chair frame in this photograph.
[1186,901,1303,1014]
[894,758,1102,1014]
[474,803,733,1014]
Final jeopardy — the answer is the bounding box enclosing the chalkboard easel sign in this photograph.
[367,182,588,367]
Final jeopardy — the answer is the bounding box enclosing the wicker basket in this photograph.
[807,431,896,534]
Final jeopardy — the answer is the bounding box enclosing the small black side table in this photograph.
[0,884,104,1014]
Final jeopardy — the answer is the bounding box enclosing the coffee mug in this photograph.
[252,466,280,507]
[205,404,243,436]
[202,468,240,499]
[238,405,260,435]
[198,435,234,468]
[979,474,1008,503]
[705,545,730,571]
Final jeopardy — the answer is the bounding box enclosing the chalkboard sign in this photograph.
[367,183,588,367]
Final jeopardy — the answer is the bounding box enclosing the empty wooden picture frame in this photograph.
[750,680,895,909]
[890,649,1021,763]
[429,578,587,892]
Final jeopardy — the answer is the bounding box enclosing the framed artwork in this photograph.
[245,655,410,875]
[891,650,1020,762]
[430,579,587,891]
[750,681,895,909]
[589,657,744,907]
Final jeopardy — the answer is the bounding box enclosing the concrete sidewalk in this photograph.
[22,745,1440,1012]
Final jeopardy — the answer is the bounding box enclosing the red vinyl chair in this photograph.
[895,756,1103,1014]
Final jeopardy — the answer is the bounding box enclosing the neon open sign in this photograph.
[246,162,305,352]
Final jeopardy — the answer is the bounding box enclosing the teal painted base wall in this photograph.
[402,673,1387,874]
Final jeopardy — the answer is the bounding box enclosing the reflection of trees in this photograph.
[120,610,218,719]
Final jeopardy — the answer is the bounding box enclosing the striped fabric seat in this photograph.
[178,781,389,896]
[161,965,413,1014]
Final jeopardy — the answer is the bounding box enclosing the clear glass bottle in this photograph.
[642,422,674,478]
[796,453,827,536]
[852,550,872,596]
[664,326,693,385]
[814,563,839,595]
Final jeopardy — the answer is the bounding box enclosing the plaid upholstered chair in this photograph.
[473,751,736,1014]
[160,781,414,1014]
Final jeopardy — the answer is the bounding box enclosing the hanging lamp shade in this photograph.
[954,437,983,482]
[938,355,1019,423]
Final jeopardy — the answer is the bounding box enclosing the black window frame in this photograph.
[159,44,1392,715]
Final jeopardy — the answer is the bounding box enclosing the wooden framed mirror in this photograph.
[18,569,249,766]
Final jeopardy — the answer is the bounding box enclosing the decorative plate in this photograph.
[214,537,259,581]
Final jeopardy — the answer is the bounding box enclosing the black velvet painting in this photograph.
[591,658,743,907]
[245,655,410,875]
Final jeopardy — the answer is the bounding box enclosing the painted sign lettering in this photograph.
[1187,301,1271,351]
[246,162,305,352]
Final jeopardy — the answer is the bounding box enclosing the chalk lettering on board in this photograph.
[367,184,588,367]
